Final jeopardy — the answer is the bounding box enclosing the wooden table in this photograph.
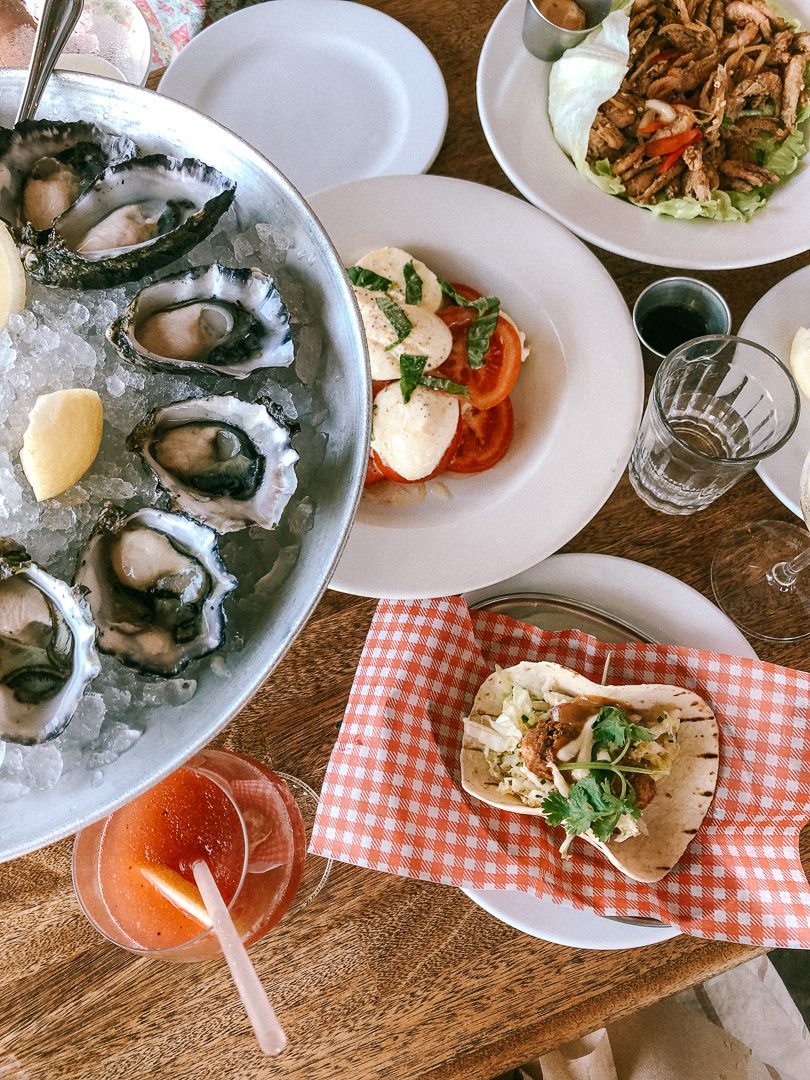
[2,2,809,1077]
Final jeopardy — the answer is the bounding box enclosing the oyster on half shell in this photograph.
[0,539,100,745]
[127,396,299,534]
[0,120,136,239]
[23,156,236,289]
[107,262,294,377]
[74,506,237,676]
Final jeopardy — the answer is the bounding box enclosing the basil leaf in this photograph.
[403,260,423,305]
[420,374,467,396]
[375,295,413,350]
[437,277,501,370]
[399,355,468,403]
[346,266,392,291]
[466,308,500,369]
[399,354,427,404]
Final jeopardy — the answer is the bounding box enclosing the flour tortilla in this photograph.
[460,661,719,882]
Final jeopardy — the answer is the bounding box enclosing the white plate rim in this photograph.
[310,174,645,599]
[743,267,810,518]
[460,551,757,950]
[476,0,810,271]
[158,0,449,197]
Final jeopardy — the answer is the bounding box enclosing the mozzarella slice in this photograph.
[356,247,444,312]
[354,287,452,380]
[372,383,460,481]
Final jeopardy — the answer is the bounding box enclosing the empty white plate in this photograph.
[158,0,449,196]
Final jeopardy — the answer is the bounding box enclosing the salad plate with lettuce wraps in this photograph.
[477,0,810,268]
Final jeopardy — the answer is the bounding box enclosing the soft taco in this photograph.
[460,661,719,882]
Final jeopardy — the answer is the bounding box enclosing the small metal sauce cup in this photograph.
[522,0,611,62]
[632,277,732,376]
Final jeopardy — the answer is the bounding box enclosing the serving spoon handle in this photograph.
[16,0,85,125]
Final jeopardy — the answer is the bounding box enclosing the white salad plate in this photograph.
[461,552,758,950]
[477,0,810,270]
[310,175,644,599]
[741,267,810,518]
[158,0,448,198]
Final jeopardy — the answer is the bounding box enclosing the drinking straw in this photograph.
[192,860,288,1056]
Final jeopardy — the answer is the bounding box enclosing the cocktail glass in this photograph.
[710,449,810,641]
[72,748,331,962]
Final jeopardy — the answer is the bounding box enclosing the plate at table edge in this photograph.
[460,551,757,950]
[158,0,448,198]
[745,266,810,517]
[476,0,810,270]
[309,175,644,599]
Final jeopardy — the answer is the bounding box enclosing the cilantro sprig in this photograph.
[540,705,662,846]
[399,355,467,404]
[543,775,639,843]
[438,278,501,369]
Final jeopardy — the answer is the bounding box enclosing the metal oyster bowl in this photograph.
[0,70,370,861]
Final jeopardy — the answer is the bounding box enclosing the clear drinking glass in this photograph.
[73,749,331,962]
[710,449,810,641]
[628,336,800,515]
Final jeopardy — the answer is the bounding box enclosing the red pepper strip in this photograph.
[658,148,686,174]
[647,48,680,64]
[645,127,702,158]
[637,120,665,135]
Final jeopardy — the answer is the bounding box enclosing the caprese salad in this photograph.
[347,247,529,488]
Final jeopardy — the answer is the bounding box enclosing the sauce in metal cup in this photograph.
[522,0,611,62]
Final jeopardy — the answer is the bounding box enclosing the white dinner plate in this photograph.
[158,0,448,197]
[742,267,810,517]
[462,552,758,950]
[477,0,810,269]
[310,175,644,599]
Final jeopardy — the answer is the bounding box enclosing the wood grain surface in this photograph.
[3,1,809,1077]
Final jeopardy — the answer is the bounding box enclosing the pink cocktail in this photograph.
[73,749,307,961]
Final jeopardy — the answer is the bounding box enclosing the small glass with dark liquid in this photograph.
[632,277,731,375]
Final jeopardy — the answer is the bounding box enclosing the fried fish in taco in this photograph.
[460,661,719,882]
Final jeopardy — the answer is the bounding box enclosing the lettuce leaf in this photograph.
[548,4,632,193]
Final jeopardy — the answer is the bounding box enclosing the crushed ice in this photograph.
[0,206,327,800]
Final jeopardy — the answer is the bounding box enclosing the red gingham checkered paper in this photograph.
[310,596,810,948]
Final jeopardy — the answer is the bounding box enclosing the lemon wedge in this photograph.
[789,326,810,401]
[0,220,26,330]
[139,864,212,927]
[20,388,104,501]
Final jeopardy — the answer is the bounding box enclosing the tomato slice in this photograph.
[435,282,523,410]
[447,397,513,474]
[370,411,463,484]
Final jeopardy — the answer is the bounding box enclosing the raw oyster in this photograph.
[127,396,299,533]
[23,156,236,289]
[107,263,294,377]
[74,505,236,676]
[0,120,136,239]
[0,538,100,745]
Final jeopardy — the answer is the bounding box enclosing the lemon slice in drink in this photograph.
[20,388,104,501]
[789,326,810,401]
[140,865,212,928]
[0,220,26,330]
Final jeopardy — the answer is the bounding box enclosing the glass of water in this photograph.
[628,336,800,515]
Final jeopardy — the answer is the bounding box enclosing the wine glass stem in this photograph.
[768,544,810,590]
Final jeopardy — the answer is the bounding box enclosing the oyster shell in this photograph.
[74,505,237,676]
[23,156,236,289]
[0,538,100,745]
[0,120,136,239]
[107,263,294,377]
[126,395,299,533]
